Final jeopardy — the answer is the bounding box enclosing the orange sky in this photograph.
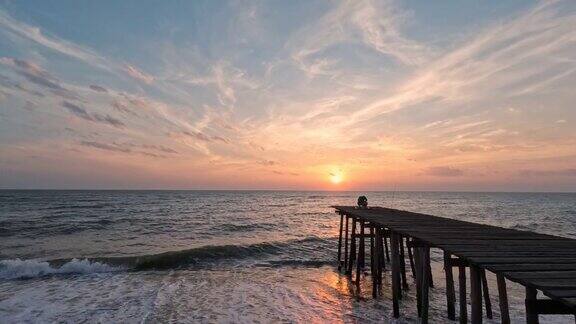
[1,1,576,191]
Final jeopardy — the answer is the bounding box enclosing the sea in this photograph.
[1,190,575,323]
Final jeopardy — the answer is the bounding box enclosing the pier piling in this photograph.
[444,252,457,320]
[333,206,576,323]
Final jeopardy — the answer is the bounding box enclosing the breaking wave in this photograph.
[0,236,332,279]
[0,258,121,280]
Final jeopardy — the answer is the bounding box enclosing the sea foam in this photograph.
[0,258,119,280]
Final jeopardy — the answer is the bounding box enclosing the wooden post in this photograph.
[379,230,386,271]
[347,219,356,276]
[384,232,390,262]
[356,221,365,289]
[496,274,510,324]
[343,215,349,273]
[420,246,431,324]
[480,269,493,319]
[428,254,434,288]
[414,246,422,317]
[376,228,383,294]
[459,265,468,324]
[359,221,366,270]
[407,238,416,277]
[337,212,344,270]
[391,231,401,318]
[470,266,483,324]
[372,226,379,298]
[525,287,539,324]
[370,226,375,278]
[444,252,456,320]
[399,235,409,291]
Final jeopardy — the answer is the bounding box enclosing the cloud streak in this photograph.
[62,101,125,128]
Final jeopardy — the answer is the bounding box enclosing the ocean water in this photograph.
[1,190,576,323]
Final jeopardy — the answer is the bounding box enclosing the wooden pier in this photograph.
[334,206,576,323]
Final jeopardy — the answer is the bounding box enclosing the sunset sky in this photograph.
[1,0,575,191]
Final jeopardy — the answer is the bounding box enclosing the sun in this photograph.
[330,173,343,184]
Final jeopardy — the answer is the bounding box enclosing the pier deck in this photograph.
[333,206,576,323]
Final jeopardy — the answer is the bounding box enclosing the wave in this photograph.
[1,236,332,279]
[0,258,121,280]
[219,223,277,232]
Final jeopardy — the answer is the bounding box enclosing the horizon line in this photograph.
[1,188,575,194]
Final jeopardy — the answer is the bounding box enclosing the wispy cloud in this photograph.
[62,101,125,128]
[520,169,576,177]
[124,64,154,84]
[287,0,432,81]
[425,166,464,177]
[0,10,113,72]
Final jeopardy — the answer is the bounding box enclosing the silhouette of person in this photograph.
[357,196,368,209]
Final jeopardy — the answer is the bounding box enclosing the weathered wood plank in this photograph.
[486,264,576,272]
[472,258,576,264]
[505,271,576,279]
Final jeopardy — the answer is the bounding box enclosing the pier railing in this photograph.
[333,206,576,324]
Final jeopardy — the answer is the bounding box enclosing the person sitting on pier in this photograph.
[357,196,368,209]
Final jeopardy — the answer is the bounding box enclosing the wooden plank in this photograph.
[486,264,576,272]
[505,271,576,279]
[446,246,576,254]
[468,257,576,264]
[528,278,576,288]
[471,258,576,264]
[525,299,576,314]
[559,298,576,308]
[543,290,576,298]
[457,252,576,257]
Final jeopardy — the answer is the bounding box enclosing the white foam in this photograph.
[0,258,120,279]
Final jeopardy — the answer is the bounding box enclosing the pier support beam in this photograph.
[391,231,401,318]
[347,219,356,276]
[459,265,468,324]
[372,227,381,298]
[371,226,376,298]
[497,274,510,324]
[407,238,416,277]
[399,235,409,291]
[343,215,349,273]
[337,212,344,270]
[480,269,493,319]
[376,227,384,294]
[525,287,539,324]
[359,221,366,269]
[414,246,422,317]
[444,252,456,320]
[356,221,365,289]
[384,232,390,262]
[420,246,431,323]
[470,265,483,324]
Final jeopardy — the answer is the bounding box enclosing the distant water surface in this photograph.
[1,191,575,323]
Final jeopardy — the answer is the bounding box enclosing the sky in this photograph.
[0,0,575,191]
